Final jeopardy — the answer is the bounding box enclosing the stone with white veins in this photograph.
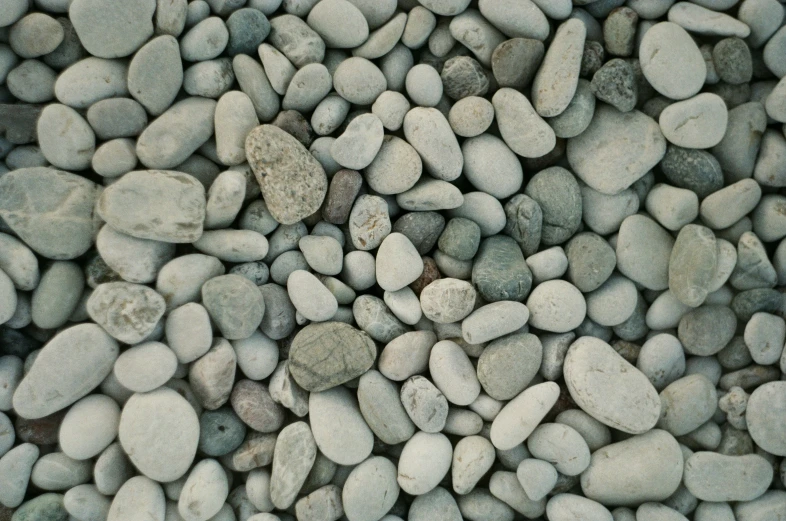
[567,105,667,195]
[658,93,728,149]
[403,107,463,182]
[13,324,118,419]
[87,282,166,344]
[639,22,706,100]
[118,387,199,483]
[564,336,661,434]
[420,278,476,324]
[532,19,586,117]
[376,232,423,292]
[330,113,384,170]
[492,88,556,159]
[490,382,560,450]
[246,124,328,225]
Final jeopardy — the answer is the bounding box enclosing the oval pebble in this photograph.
[309,386,373,466]
[397,432,453,496]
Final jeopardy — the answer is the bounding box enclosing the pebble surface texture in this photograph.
[0,0,785,520]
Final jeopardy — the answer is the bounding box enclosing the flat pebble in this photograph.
[526,280,586,333]
[490,382,560,450]
[747,381,786,456]
[58,394,120,461]
[659,93,728,148]
[547,493,611,521]
[113,341,178,393]
[493,88,555,159]
[309,386,373,465]
[331,113,384,170]
[532,19,585,117]
[683,452,772,501]
[639,22,706,100]
[342,457,399,521]
[403,107,463,182]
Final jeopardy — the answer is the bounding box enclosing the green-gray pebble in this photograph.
[472,235,533,302]
[198,407,247,457]
[524,167,582,245]
[590,58,638,112]
[565,232,616,293]
[438,218,481,261]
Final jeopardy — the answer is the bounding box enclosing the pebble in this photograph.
[106,476,164,521]
[586,273,638,327]
[331,113,384,170]
[118,387,199,483]
[353,12,407,59]
[564,336,661,433]
[590,59,638,112]
[567,105,666,195]
[35,103,95,171]
[492,87,556,159]
[9,13,64,59]
[713,102,767,183]
[333,57,386,105]
[371,91,410,131]
[309,386,373,466]
[547,494,611,521]
[526,280,586,333]
[657,374,718,436]
[0,443,39,508]
[30,260,83,330]
[201,274,265,340]
[490,381,560,450]
[156,254,225,311]
[198,408,245,457]
[127,37,185,115]
[403,107,463,182]
[246,125,328,226]
[659,93,728,148]
[7,59,56,104]
[349,195,391,251]
[479,0,549,40]
[419,278,476,324]
[365,136,422,195]
[282,64,332,113]
[462,134,523,199]
[58,395,120,461]
[12,324,118,420]
[528,422,591,476]
[440,55,489,99]
[668,2,751,38]
[532,19,586,117]
[86,98,148,140]
[269,423,316,510]
[69,0,154,58]
[683,452,772,501]
[639,22,706,99]
[397,432,453,496]
[298,236,342,276]
[746,381,786,456]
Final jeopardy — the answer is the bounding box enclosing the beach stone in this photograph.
[357,370,415,444]
[298,235,342,276]
[420,278,476,324]
[547,494,611,521]
[365,136,422,195]
[532,19,585,117]
[403,107,463,182]
[371,91,410,131]
[461,301,529,344]
[307,0,368,48]
[229,379,283,435]
[177,459,228,521]
[36,103,95,171]
[396,178,464,212]
[659,93,728,149]
[564,336,661,433]
[183,58,235,98]
[712,103,767,183]
[478,0,548,40]
[198,407,245,457]
[106,476,164,521]
[289,321,376,392]
[448,96,494,138]
[516,459,557,501]
[639,22,705,99]
[309,386,373,465]
[96,226,174,284]
[472,236,532,302]
[246,125,328,225]
[548,79,595,139]
[0,443,39,508]
[524,166,582,245]
[457,489,515,521]
[98,170,205,243]
[294,485,343,521]
[684,452,772,502]
[378,330,436,382]
[233,54,280,122]
[491,38,543,91]
[201,274,265,340]
[189,338,237,410]
[429,340,481,406]
[526,280,586,333]
[287,270,337,322]
[657,374,718,436]
[668,2,750,37]
[86,98,148,140]
[30,261,83,330]
[349,195,391,251]
[477,332,541,400]
[353,11,407,59]
[528,423,590,476]
[0,0,26,27]
[11,493,68,521]
[397,432,453,496]
[0,234,38,292]
[678,305,737,356]
[113,341,178,393]
[70,0,155,58]
[282,64,331,113]
[448,9,504,66]
[7,60,56,104]
[493,87,555,159]
[504,194,542,256]
[87,282,165,344]
[462,134,523,199]
[585,274,638,327]
[268,14,324,67]
[490,382,560,450]
[179,17,228,61]
[564,233,615,292]
[376,233,423,292]
[118,387,199,483]
[701,178,762,230]
[400,375,448,432]
[405,64,443,107]
[331,113,384,170]
[440,55,489,100]
[63,484,111,521]
[747,381,786,456]
[136,97,217,168]
[12,324,118,419]
[54,57,128,110]
[9,13,64,59]
[590,59,638,112]
[226,8,270,56]
[450,436,495,495]
[567,105,666,195]
[156,254,225,311]
[353,294,408,342]
[59,394,120,461]
[333,57,386,105]
[669,224,717,307]
[215,91,259,166]
[322,169,362,224]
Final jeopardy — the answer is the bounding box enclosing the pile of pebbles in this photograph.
[2,0,786,520]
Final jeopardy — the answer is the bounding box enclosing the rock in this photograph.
[461,134,523,199]
[420,278,476,324]
[567,105,666,195]
[397,432,453,496]
[11,493,68,521]
[9,14,64,59]
[54,57,128,109]
[528,423,590,476]
[96,226,174,285]
[198,407,245,457]
[189,338,237,410]
[156,254,225,311]
[309,386,373,466]
[178,459,228,521]
[201,274,265,340]
[400,375,448,433]
[113,341,178,393]
[524,166,582,245]
[59,395,120,461]
[357,370,415,445]
[307,0,368,48]
[477,332,541,400]
[289,321,376,392]
[229,380,283,435]
[331,113,384,170]
[479,0,548,40]
[668,224,717,307]
[657,374,718,436]
[268,14,325,67]
[287,270,337,322]
[461,301,529,344]
[489,382,560,450]
[87,282,165,344]
[333,57,386,105]
[107,476,164,521]
[0,443,39,508]
[86,98,148,140]
[668,2,750,37]
[429,340,481,406]
[245,124,327,225]
[546,494,611,521]
[98,170,205,243]
[12,324,118,420]
[440,55,489,100]
[349,195,391,251]
[492,87,556,158]
[118,387,199,482]
[365,136,422,195]
[36,103,95,170]
[396,178,464,211]
[451,436,495,495]
[639,22,705,100]
[28,260,82,330]
[63,484,111,521]
[564,336,661,434]
[526,280,586,333]
[403,107,463,182]
[747,381,786,456]
[491,38,544,91]
[69,0,155,58]
[376,233,423,292]
[0,233,38,291]
[226,8,270,56]
[472,235,532,302]
[532,19,585,117]
[659,93,727,149]
[270,422,317,509]
[295,485,343,521]
[590,59,637,112]
[683,452,772,502]
[378,330,437,382]
[342,457,398,521]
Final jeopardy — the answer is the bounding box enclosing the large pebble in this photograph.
[309,386,373,466]
[87,282,165,344]
[0,443,39,508]
[137,97,216,169]
[490,382,560,450]
[532,19,585,117]
[307,0,368,48]
[59,395,120,461]
[128,36,182,116]
[118,387,199,482]
[397,432,452,496]
[403,107,463,182]
[201,274,265,340]
[36,103,95,171]
[420,278,476,324]
[429,340,481,406]
[564,336,661,434]
[13,324,118,419]
[492,88,555,159]
[376,232,423,292]
[659,93,728,148]
[547,494,612,521]
[97,226,175,284]
[114,341,178,393]
[270,422,317,509]
[567,105,666,195]
[639,22,706,100]
[461,134,523,199]
[288,321,376,392]
[657,374,718,436]
[357,370,415,444]
[669,224,717,307]
[246,125,327,225]
[287,270,337,322]
[331,113,383,170]
[342,457,399,521]
[746,381,786,456]
[69,0,155,58]
[683,452,772,501]
[107,476,164,521]
[98,170,206,243]
[178,459,228,521]
[526,280,586,333]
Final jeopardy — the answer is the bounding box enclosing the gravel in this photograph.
[0,1,785,519]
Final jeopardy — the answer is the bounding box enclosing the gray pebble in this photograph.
[525,166,582,245]
[591,58,638,112]
[420,278,476,324]
[462,134,523,199]
[403,107,463,182]
[69,0,155,58]
[184,58,235,98]
[565,232,616,292]
[683,452,771,502]
[268,14,325,67]
[201,275,265,340]
[493,87,556,159]
[639,22,705,100]
[712,102,767,183]
[532,19,585,117]
[441,55,490,100]
[86,98,148,140]
[233,54,281,122]
[7,60,56,103]
[471,237,532,301]
[678,304,737,356]
[547,79,596,139]
[9,13,64,59]
[36,104,95,171]
[333,57,386,105]
[331,113,383,170]
[156,254,225,311]
[96,225,174,284]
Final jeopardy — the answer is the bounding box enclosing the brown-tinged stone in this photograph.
[14,411,67,445]
[230,379,285,433]
[410,257,440,297]
[271,109,315,148]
